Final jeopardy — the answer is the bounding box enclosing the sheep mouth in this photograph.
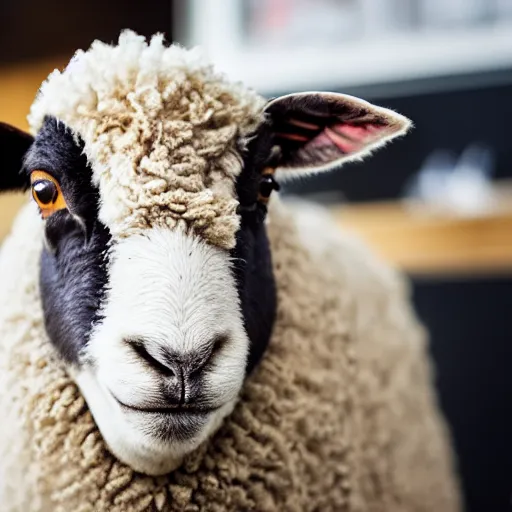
[110,392,220,416]
[106,388,229,442]
[112,393,221,443]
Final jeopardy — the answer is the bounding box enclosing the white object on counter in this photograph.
[404,143,496,216]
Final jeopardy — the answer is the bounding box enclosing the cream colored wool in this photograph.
[0,198,461,511]
[28,31,266,249]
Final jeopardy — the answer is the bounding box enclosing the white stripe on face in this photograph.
[75,227,249,475]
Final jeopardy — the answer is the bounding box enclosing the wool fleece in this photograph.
[28,31,265,248]
[0,197,460,512]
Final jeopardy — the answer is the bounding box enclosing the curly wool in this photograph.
[28,31,266,249]
[0,198,460,511]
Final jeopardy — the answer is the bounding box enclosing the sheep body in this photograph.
[0,197,460,511]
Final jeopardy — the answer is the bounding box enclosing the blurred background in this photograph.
[1,1,511,510]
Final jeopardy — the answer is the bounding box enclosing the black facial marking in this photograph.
[24,116,111,363]
[232,121,278,374]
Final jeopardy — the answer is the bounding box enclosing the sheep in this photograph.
[0,31,460,511]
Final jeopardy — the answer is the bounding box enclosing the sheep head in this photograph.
[0,31,411,476]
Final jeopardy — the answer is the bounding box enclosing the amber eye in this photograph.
[30,170,67,219]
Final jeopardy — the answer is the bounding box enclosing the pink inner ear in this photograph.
[311,122,386,154]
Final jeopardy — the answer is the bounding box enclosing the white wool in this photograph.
[0,202,51,511]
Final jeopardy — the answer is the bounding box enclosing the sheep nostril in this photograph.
[187,334,229,380]
[125,337,177,378]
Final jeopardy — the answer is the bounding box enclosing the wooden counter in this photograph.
[332,191,512,276]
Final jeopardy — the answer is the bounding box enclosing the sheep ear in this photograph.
[0,122,33,192]
[265,92,411,179]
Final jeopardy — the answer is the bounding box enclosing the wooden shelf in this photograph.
[332,195,512,276]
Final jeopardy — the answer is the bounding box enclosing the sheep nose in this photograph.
[125,335,228,405]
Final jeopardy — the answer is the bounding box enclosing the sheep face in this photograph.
[18,115,277,476]
[0,33,411,476]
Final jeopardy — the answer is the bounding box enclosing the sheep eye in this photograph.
[33,180,57,205]
[259,175,276,199]
[258,172,280,202]
[30,170,67,219]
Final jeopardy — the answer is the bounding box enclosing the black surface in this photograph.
[0,0,172,64]
[412,276,512,512]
